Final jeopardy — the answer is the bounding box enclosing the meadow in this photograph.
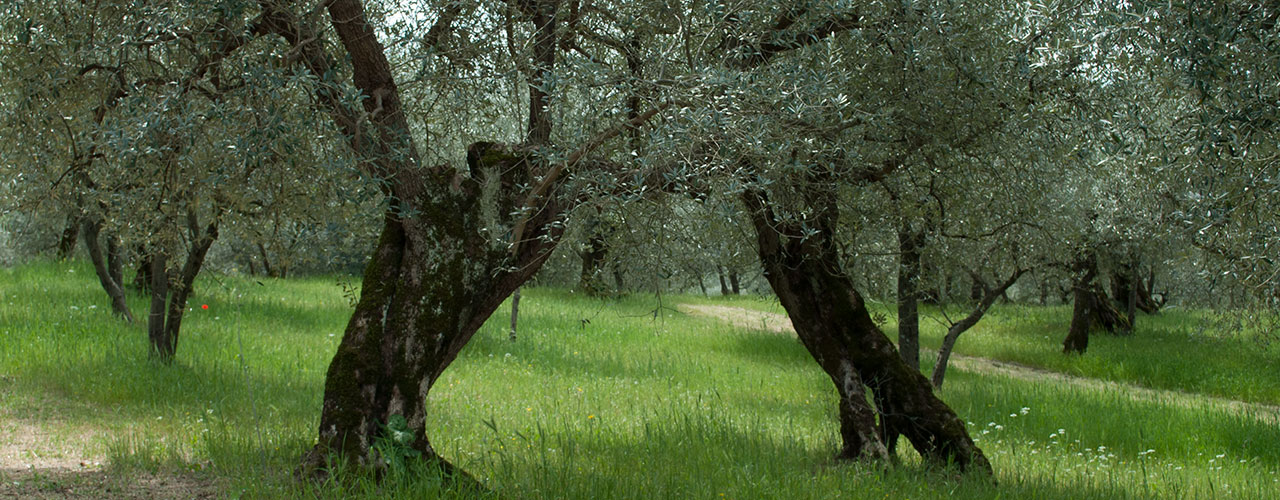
[1,259,1278,499]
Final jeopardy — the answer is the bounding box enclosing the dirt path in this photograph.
[678,303,1280,423]
[0,403,219,499]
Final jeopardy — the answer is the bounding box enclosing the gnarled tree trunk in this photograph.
[299,147,566,478]
[742,187,990,473]
[1062,253,1098,354]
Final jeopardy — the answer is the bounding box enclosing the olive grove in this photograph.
[2,0,1276,486]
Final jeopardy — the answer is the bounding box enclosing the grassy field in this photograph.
[1,260,1278,499]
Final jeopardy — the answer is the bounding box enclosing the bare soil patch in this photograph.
[0,468,219,500]
[0,398,219,499]
[679,303,1280,423]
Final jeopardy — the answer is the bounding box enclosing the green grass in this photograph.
[681,294,1280,406]
[1,260,1278,499]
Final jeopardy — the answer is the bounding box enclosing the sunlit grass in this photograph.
[682,293,1280,406]
[1,260,1277,499]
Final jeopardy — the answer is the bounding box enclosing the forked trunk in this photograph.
[84,220,135,322]
[932,268,1024,388]
[146,219,219,361]
[742,188,991,473]
[299,146,566,479]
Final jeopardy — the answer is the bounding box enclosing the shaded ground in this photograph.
[678,303,1280,424]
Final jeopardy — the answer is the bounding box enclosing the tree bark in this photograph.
[57,215,82,260]
[1111,260,1161,315]
[1124,257,1138,335]
[83,220,135,322]
[612,265,626,292]
[134,250,153,295]
[258,242,279,278]
[728,270,741,295]
[147,251,171,358]
[106,235,124,289]
[718,266,730,294]
[146,218,219,362]
[1062,253,1097,354]
[578,229,609,295]
[509,287,521,342]
[896,227,924,371]
[742,187,991,473]
[931,268,1025,388]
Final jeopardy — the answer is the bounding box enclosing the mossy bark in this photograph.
[299,144,566,480]
[742,187,991,474]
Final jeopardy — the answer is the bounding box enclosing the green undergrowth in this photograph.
[1,260,1277,499]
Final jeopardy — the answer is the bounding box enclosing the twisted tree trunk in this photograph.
[1062,253,1098,354]
[742,187,991,473]
[299,147,566,479]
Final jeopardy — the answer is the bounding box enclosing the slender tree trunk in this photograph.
[258,242,277,278]
[1039,277,1049,305]
[106,234,123,287]
[896,227,924,371]
[145,216,219,362]
[147,251,171,358]
[717,266,730,295]
[83,221,135,322]
[578,230,608,295]
[932,269,1025,388]
[742,187,991,473]
[612,265,626,292]
[696,274,708,296]
[134,250,153,295]
[509,287,521,342]
[728,270,741,295]
[57,215,82,260]
[1124,256,1138,335]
